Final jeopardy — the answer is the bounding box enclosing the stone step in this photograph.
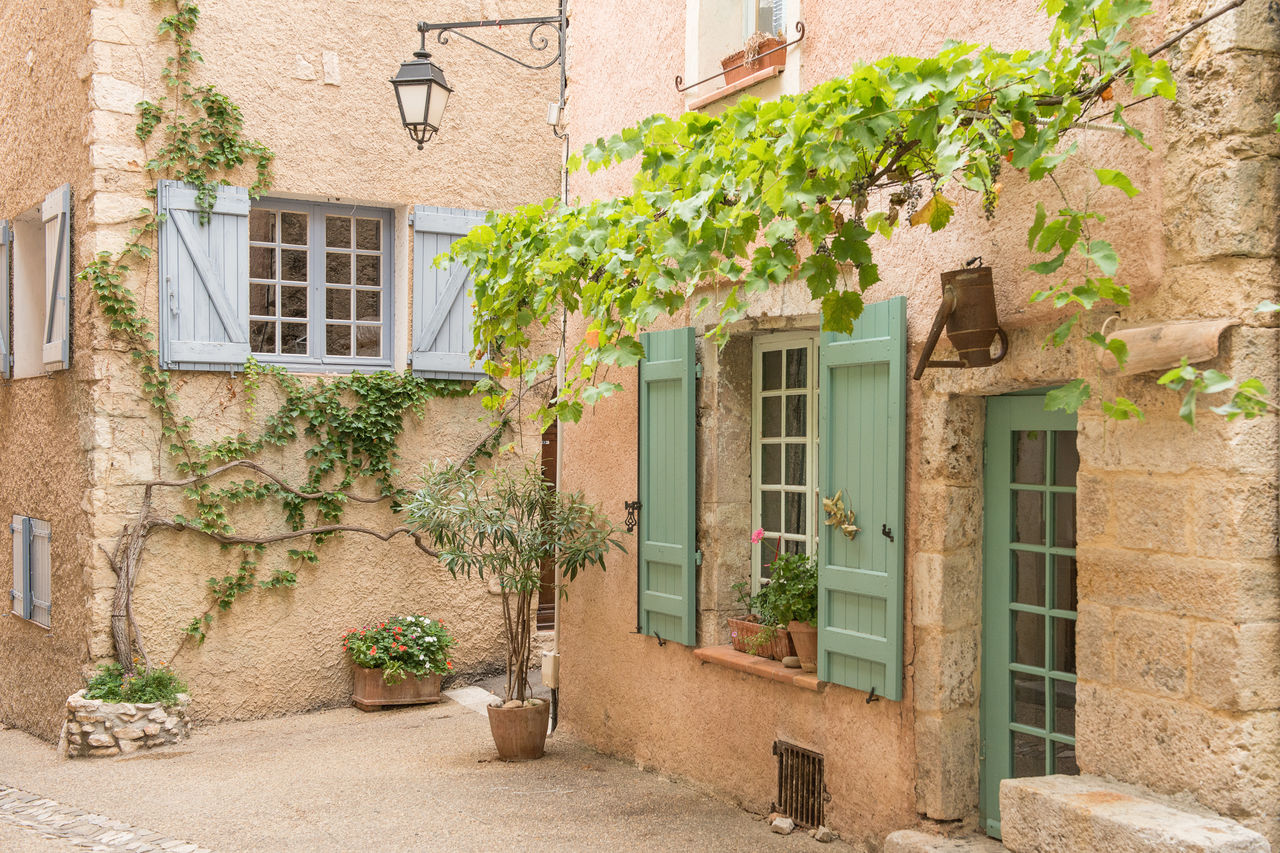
[886,829,1006,852]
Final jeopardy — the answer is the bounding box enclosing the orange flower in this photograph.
[370,646,377,655]
[584,329,600,348]
[446,660,454,669]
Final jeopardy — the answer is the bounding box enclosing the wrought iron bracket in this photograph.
[624,500,642,533]
[416,1,568,138]
[675,21,805,94]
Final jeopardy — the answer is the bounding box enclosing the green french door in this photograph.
[980,394,1080,838]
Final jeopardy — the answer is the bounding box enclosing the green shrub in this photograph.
[84,663,188,705]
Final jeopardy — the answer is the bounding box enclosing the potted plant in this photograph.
[767,551,819,673]
[343,615,456,711]
[61,662,192,757]
[721,31,788,86]
[408,461,621,761]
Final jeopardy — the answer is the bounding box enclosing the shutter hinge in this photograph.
[694,549,703,566]
[694,362,703,380]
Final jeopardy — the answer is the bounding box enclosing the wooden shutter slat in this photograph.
[637,326,698,646]
[10,515,24,618]
[0,221,10,379]
[411,205,486,379]
[41,184,71,371]
[817,296,906,700]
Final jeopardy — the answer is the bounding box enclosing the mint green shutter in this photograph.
[817,296,906,699]
[637,326,698,646]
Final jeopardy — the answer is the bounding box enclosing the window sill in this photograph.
[693,644,821,691]
[686,66,783,111]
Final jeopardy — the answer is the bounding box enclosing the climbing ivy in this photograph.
[78,1,478,650]
[448,0,1272,425]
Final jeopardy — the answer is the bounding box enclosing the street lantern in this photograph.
[390,48,452,149]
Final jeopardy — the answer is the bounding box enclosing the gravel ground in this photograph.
[0,699,852,853]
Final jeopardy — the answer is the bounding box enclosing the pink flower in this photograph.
[750,528,765,544]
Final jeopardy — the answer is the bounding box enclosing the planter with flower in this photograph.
[721,31,788,86]
[730,530,819,668]
[409,461,621,761]
[343,615,456,711]
[61,662,191,757]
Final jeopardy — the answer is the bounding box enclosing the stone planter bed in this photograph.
[58,690,191,758]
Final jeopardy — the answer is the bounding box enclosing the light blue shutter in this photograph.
[817,296,906,700]
[0,221,10,379]
[11,516,31,620]
[637,327,698,646]
[411,205,487,379]
[41,184,71,371]
[157,180,250,371]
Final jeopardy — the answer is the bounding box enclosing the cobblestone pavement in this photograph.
[0,693,854,853]
[0,785,210,852]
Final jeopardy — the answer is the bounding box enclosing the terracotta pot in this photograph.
[486,700,552,761]
[788,620,818,673]
[721,36,787,86]
[728,617,794,660]
[351,666,442,712]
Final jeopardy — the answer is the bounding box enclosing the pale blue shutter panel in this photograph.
[0,221,10,379]
[29,519,50,627]
[637,327,698,646]
[817,296,906,700]
[157,180,250,371]
[11,516,30,620]
[41,184,71,371]
[411,206,487,379]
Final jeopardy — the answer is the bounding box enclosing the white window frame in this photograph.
[743,0,786,40]
[248,198,395,373]
[751,331,818,591]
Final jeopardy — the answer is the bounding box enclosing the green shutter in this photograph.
[817,296,906,699]
[637,326,698,646]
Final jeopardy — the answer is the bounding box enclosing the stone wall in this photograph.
[59,690,191,757]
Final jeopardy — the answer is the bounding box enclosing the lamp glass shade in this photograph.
[391,52,452,145]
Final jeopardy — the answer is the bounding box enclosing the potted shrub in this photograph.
[408,461,621,761]
[343,615,456,711]
[61,662,191,757]
[721,31,788,86]
[730,531,819,667]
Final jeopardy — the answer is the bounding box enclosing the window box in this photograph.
[720,35,787,86]
[728,616,795,660]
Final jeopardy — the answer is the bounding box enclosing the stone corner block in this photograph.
[884,829,1004,852]
[1000,774,1270,853]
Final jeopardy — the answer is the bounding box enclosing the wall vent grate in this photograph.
[772,740,826,827]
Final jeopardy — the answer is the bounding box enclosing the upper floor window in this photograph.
[745,0,784,39]
[248,200,393,369]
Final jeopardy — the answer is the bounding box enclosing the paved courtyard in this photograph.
[0,688,850,852]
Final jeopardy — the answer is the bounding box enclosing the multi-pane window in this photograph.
[744,0,784,38]
[248,200,393,369]
[752,333,816,586]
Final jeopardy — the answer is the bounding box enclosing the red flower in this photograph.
[370,646,377,655]
[399,645,407,651]
[446,660,453,669]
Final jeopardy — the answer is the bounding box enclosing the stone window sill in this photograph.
[686,66,783,111]
[693,644,821,691]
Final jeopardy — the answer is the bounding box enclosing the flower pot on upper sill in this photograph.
[728,615,795,661]
[721,35,788,86]
[351,665,443,712]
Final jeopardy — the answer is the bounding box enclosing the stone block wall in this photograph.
[59,690,191,758]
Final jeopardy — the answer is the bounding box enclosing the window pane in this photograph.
[784,444,805,486]
[761,491,781,531]
[249,246,275,280]
[785,347,807,388]
[1012,733,1046,778]
[249,320,275,354]
[761,396,781,438]
[784,540,806,555]
[1053,740,1079,776]
[1014,551,1045,607]
[325,216,352,248]
[281,212,308,245]
[1052,617,1076,674]
[1012,490,1045,545]
[356,289,380,321]
[1014,611,1045,667]
[1052,679,1075,737]
[280,323,308,355]
[761,349,782,391]
[281,249,308,282]
[1013,430,1047,484]
[355,325,380,358]
[326,252,351,284]
[326,287,352,321]
[1012,673,1045,729]
[326,324,351,356]
[784,492,805,535]
[1053,492,1076,549]
[760,537,779,578]
[250,283,275,317]
[785,394,806,437]
[356,218,380,251]
[280,286,307,319]
[1054,556,1077,613]
[356,254,380,288]
[249,209,276,242]
[761,444,781,485]
[1053,431,1079,486]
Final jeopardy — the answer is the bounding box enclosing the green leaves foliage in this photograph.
[1158,359,1275,426]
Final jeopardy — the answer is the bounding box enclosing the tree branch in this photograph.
[133,459,388,503]
[148,517,440,557]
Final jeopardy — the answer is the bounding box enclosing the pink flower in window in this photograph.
[750,528,765,544]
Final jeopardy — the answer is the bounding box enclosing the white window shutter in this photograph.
[411,205,487,379]
[0,221,11,379]
[11,515,29,620]
[157,180,251,371]
[29,518,51,627]
[41,184,71,372]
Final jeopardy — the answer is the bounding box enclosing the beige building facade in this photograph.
[556,0,1280,850]
[0,0,561,740]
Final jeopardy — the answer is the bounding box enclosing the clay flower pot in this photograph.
[788,620,818,673]
[351,666,443,712]
[728,617,795,660]
[721,35,787,86]
[487,699,551,761]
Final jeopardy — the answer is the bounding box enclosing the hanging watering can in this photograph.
[913,258,1009,380]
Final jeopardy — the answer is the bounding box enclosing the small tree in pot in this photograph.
[408,460,621,759]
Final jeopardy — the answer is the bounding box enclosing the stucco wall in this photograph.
[0,0,102,741]
[557,0,1279,847]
